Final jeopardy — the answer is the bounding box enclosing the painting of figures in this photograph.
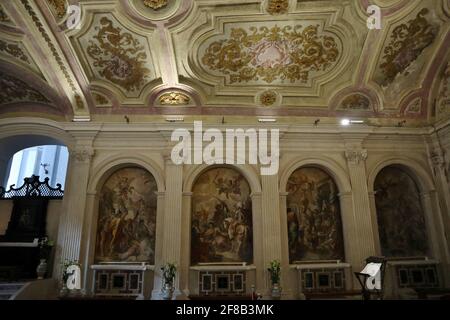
[286,167,344,262]
[374,166,429,257]
[191,167,253,264]
[95,167,157,263]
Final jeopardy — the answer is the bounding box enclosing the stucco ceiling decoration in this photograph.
[0,38,42,76]
[201,24,340,85]
[404,97,422,115]
[174,1,360,108]
[0,0,449,123]
[159,91,190,105]
[338,93,372,111]
[379,8,439,86]
[370,2,448,111]
[0,73,51,105]
[126,0,183,22]
[266,0,289,15]
[259,90,278,106]
[46,0,67,20]
[436,60,450,120]
[71,12,161,102]
[92,92,112,107]
[143,0,168,10]
[0,4,13,26]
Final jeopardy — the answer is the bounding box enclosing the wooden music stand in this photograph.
[354,256,386,300]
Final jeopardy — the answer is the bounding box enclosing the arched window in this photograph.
[374,166,429,257]
[5,145,69,188]
[191,167,253,265]
[94,167,157,263]
[286,166,344,263]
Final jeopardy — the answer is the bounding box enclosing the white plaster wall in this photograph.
[1,119,448,299]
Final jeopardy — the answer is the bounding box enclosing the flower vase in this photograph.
[271,283,282,300]
[161,283,174,300]
[36,259,47,279]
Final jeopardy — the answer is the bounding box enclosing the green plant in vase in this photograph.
[267,260,282,299]
[161,262,177,300]
[36,237,54,279]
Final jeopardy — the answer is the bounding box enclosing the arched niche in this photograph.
[190,166,253,265]
[286,166,345,263]
[374,165,430,258]
[94,166,158,264]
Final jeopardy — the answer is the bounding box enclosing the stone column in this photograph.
[160,157,183,297]
[279,191,296,298]
[344,149,377,278]
[260,174,283,297]
[151,191,166,299]
[338,192,357,268]
[420,191,450,286]
[368,191,382,255]
[250,192,264,294]
[429,151,450,249]
[180,191,192,297]
[80,192,97,292]
[55,147,94,282]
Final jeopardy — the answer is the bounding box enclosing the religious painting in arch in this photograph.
[191,167,253,265]
[94,167,157,263]
[374,166,429,257]
[286,167,344,263]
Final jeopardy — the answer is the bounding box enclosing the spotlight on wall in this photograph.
[72,116,91,122]
[258,118,277,123]
[165,116,184,122]
[314,119,320,126]
[124,115,130,124]
[340,119,365,126]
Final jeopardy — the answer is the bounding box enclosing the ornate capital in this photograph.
[70,148,94,163]
[430,151,445,169]
[345,149,367,165]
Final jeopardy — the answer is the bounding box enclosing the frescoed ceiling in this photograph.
[0,0,449,124]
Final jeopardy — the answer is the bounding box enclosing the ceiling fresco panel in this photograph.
[370,0,450,111]
[172,0,366,108]
[70,11,162,103]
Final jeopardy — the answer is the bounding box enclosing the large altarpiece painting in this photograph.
[95,167,157,263]
[374,166,429,257]
[191,167,253,264]
[286,167,344,263]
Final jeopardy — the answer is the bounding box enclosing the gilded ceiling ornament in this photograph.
[0,40,30,64]
[21,0,77,93]
[405,98,421,114]
[0,5,11,22]
[159,92,190,105]
[143,0,168,10]
[202,25,339,84]
[93,93,110,105]
[74,94,84,109]
[267,0,289,15]
[437,62,450,118]
[87,17,151,92]
[380,8,439,85]
[339,94,370,110]
[46,0,67,18]
[260,90,277,106]
[0,74,50,105]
